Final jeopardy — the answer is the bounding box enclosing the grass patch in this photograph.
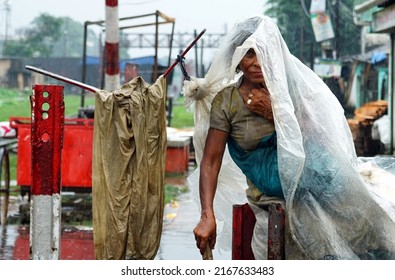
[1,88,193,128]
[169,96,194,128]
[164,184,189,205]
[2,88,194,199]
[0,88,96,121]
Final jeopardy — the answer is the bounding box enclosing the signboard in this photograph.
[310,0,326,14]
[372,3,395,33]
[313,60,342,78]
[311,12,335,42]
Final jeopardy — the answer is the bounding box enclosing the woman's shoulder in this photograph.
[211,82,241,114]
[212,83,238,107]
[216,81,239,97]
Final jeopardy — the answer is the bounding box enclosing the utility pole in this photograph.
[3,0,11,42]
[104,0,120,91]
[1,0,11,56]
[300,7,304,61]
[334,0,340,59]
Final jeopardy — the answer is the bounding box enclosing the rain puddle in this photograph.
[0,172,231,260]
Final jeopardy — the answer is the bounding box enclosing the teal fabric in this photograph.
[227,132,284,198]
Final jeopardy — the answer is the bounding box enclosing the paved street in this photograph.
[156,190,231,260]
[0,180,232,260]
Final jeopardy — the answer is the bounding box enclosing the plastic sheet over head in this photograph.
[182,14,395,259]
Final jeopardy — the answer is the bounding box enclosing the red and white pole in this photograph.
[30,85,64,259]
[104,0,120,91]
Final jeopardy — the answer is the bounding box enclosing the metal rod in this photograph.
[203,243,213,260]
[163,28,206,78]
[25,65,100,93]
[81,21,89,107]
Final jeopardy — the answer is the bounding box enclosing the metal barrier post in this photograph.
[30,85,64,260]
[267,204,285,260]
[232,203,256,260]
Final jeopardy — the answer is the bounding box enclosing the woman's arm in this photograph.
[193,128,228,255]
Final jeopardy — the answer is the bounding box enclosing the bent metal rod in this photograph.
[25,65,100,93]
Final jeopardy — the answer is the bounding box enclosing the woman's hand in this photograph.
[193,210,217,255]
[245,87,274,122]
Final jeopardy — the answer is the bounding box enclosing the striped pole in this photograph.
[104,0,120,91]
[30,85,64,260]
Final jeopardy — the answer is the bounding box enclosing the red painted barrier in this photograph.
[267,204,285,260]
[232,203,256,260]
[31,85,64,196]
[11,117,191,189]
[10,117,94,190]
[232,203,286,260]
[165,136,190,174]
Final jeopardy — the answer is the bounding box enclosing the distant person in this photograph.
[123,63,139,84]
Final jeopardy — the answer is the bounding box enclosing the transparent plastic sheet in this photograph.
[182,15,395,259]
[372,115,391,151]
[358,157,395,205]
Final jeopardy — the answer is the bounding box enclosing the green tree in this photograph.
[330,0,362,56]
[265,0,316,63]
[4,13,100,58]
[52,17,99,58]
[3,13,119,58]
[4,13,63,57]
[265,0,361,62]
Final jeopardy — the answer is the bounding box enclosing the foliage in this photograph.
[51,17,99,57]
[3,13,100,58]
[164,184,189,204]
[265,0,361,62]
[4,13,62,57]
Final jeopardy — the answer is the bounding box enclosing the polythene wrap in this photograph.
[182,15,395,259]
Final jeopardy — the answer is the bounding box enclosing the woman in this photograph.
[193,47,283,258]
[184,15,395,260]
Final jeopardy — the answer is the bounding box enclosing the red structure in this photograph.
[10,117,94,193]
[165,136,190,174]
[29,85,64,259]
[232,203,256,260]
[232,203,286,260]
[30,85,64,196]
[267,204,286,260]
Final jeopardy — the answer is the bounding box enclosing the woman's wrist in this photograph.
[201,208,215,219]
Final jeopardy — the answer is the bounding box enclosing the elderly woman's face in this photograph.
[239,48,265,85]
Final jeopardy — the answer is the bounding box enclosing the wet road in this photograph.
[156,191,230,260]
[0,185,231,260]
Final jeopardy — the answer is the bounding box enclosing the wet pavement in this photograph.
[156,190,230,260]
[0,176,231,260]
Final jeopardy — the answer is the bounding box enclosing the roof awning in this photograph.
[354,0,387,13]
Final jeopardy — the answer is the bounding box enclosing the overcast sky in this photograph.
[5,0,268,35]
[1,0,268,64]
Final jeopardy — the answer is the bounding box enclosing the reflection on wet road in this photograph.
[156,191,230,260]
[0,187,231,260]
